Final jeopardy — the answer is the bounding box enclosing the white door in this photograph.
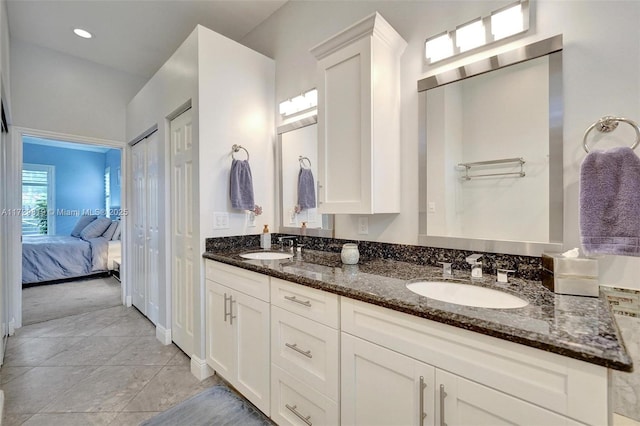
[145,132,160,323]
[131,131,160,323]
[131,140,147,315]
[341,333,435,426]
[206,281,235,378]
[171,108,195,355]
[435,370,583,426]
[233,289,270,415]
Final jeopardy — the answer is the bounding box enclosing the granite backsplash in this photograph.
[205,234,543,281]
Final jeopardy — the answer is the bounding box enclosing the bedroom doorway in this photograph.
[9,127,128,329]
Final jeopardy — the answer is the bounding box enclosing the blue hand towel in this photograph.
[230,159,255,210]
[297,168,316,210]
[580,146,640,256]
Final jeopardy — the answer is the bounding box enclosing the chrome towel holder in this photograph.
[231,144,249,160]
[582,116,640,153]
[299,156,312,168]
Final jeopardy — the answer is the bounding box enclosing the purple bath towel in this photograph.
[580,147,640,256]
[297,168,316,210]
[229,159,254,210]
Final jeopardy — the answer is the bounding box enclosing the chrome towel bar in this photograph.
[458,157,525,180]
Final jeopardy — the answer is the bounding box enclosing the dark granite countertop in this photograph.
[203,247,633,372]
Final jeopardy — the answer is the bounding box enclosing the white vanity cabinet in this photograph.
[310,12,407,214]
[270,278,340,426]
[342,333,435,426]
[205,261,271,415]
[341,298,608,426]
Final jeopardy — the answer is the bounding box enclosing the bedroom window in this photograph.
[22,164,55,236]
[105,167,111,218]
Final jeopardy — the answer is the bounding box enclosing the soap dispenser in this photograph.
[260,225,271,249]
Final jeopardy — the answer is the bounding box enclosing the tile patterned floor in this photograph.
[0,305,221,426]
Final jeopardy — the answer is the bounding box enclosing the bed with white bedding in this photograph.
[22,216,122,285]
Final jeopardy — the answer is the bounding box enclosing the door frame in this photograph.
[8,126,128,329]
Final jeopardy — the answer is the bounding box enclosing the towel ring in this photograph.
[231,144,249,160]
[582,116,640,153]
[299,156,312,168]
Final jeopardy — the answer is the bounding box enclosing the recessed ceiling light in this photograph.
[73,28,92,39]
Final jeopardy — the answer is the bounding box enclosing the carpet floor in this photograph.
[141,385,273,426]
[22,276,122,325]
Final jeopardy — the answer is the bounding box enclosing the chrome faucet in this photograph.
[439,261,453,278]
[466,254,483,279]
[277,236,297,252]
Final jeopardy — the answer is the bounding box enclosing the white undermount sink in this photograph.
[239,251,293,260]
[406,280,528,309]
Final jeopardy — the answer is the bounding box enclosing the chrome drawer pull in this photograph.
[286,404,312,426]
[285,342,313,358]
[229,297,236,325]
[419,376,427,426]
[284,295,312,307]
[223,293,231,322]
[439,384,447,426]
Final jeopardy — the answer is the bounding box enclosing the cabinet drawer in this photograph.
[271,365,339,426]
[271,306,339,401]
[341,298,608,425]
[271,278,339,328]
[205,260,270,302]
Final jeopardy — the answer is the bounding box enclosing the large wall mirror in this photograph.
[418,35,563,256]
[277,115,334,237]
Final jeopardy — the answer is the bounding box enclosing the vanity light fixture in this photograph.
[279,88,318,117]
[424,0,529,65]
[456,19,485,53]
[425,32,453,63]
[73,28,93,39]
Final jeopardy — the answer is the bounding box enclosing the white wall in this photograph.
[126,27,199,340]
[11,40,146,142]
[242,1,640,290]
[127,25,274,363]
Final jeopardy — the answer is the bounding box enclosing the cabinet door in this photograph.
[233,289,271,416]
[436,370,584,426]
[342,333,435,426]
[205,281,235,379]
[317,37,372,214]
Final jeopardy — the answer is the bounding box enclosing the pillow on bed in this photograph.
[70,215,97,237]
[112,220,122,241]
[102,220,118,240]
[80,217,112,240]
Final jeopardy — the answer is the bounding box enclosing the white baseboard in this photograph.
[155,324,172,345]
[125,296,132,307]
[8,320,15,336]
[0,390,4,425]
[190,354,214,381]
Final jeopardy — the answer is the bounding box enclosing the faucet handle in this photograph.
[497,268,515,283]
[439,262,453,277]
[466,253,483,264]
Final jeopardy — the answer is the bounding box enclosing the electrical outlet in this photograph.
[213,212,229,230]
[358,217,369,235]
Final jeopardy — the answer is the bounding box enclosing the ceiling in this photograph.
[6,0,288,79]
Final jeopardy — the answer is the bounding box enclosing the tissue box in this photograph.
[541,253,599,297]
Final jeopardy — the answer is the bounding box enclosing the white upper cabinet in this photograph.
[310,12,407,214]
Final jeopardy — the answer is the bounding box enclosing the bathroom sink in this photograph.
[240,251,294,260]
[406,280,528,309]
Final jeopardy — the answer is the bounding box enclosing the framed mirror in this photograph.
[417,35,563,256]
[277,115,334,237]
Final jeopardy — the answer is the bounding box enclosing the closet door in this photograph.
[130,131,159,324]
[171,108,195,356]
[145,132,160,324]
[131,140,147,315]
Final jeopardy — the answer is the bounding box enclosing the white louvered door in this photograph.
[171,108,195,355]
